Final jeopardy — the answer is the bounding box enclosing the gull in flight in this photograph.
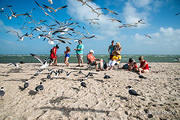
[48,0,53,4]
[7,61,24,68]
[144,34,152,39]
[43,4,68,12]
[30,53,50,69]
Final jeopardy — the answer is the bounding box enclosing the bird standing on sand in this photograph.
[104,73,110,79]
[24,80,29,89]
[81,81,87,88]
[127,86,140,96]
[35,82,44,92]
[0,87,5,99]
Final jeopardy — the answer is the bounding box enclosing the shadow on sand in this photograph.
[40,106,111,118]
[4,78,28,82]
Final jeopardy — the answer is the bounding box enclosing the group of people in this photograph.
[49,40,84,67]
[124,56,149,73]
[49,40,149,73]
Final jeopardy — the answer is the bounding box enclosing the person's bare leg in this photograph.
[100,60,103,70]
[81,56,83,66]
[78,58,80,66]
[65,57,69,66]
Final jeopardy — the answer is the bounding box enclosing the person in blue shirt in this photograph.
[108,40,115,59]
[74,40,84,67]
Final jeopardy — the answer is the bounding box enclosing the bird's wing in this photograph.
[43,4,55,11]
[54,39,66,44]
[30,53,44,64]
[15,13,27,17]
[8,7,15,15]
[55,5,68,12]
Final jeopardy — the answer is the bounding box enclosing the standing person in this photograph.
[112,42,122,56]
[64,46,70,66]
[108,40,115,59]
[138,56,149,73]
[50,44,59,66]
[74,40,84,67]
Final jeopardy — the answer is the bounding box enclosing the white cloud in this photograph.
[134,27,180,53]
[67,0,121,41]
[0,20,23,36]
[132,0,152,8]
[122,2,148,28]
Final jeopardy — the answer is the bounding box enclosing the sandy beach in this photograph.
[0,63,180,120]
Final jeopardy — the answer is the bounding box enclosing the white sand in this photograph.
[0,63,180,120]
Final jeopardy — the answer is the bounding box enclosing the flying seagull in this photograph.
[108,18,122,23]
[96,8,118,15]
[43,4,68,12]
[7,61,24,68]
[7,7,32,19]
[48,0,53,4]
[0,87,5,99]
[30,53,50,69]
[7,30,27,41]
[144,34,152,39]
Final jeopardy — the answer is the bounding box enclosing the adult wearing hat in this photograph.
[87,49,104,71]
[50,44,59,66]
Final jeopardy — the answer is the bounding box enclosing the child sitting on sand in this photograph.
[138,56,149,73]
[64,46,70,66]
[107,55,121,70]
[133,62,138,72]
[128,58,135,71]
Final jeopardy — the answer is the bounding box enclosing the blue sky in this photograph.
[0,0,180,55]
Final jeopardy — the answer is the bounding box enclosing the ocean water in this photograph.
[0,54,180,63]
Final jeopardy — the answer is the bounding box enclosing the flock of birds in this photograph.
[1,0,179,101]
[0,0,156,44]
[0,52,142,100]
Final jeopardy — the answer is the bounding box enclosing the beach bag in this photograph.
[103,61,107,69]
[122,64,128,69]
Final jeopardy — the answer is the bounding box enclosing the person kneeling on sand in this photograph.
[138,56,149,73]
[128,58,135,71]
[87,50,104,71]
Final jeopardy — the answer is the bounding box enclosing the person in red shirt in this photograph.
[133,62,138,72]
[138,56,149,73]
[50,44,59,66]
[87,50,104,71]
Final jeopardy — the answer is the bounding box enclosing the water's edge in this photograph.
[0,54,180,63]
